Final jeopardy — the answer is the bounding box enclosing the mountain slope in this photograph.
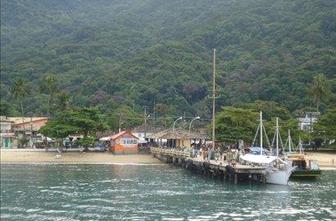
[1,0,335,117]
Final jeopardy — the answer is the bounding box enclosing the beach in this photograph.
[0,150,162,165]
[305,152,336,170]
[1,150,335,169]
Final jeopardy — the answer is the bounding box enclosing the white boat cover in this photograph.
[240,154,280,164]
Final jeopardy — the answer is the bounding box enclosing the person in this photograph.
[208,148,212,161]
[203,147,208,160]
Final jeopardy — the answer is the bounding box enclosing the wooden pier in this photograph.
[151,147,267,184]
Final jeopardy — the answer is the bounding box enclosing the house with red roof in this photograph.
[101,131,139,154]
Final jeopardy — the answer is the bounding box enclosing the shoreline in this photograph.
[0,151,163,165]
[1,150,335,170]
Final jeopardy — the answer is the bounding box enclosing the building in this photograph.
[147,128,207,148]
[0,116,48,149]
[131,125,156,144]
[101,131,139,154]
[0,117,15,148]
[298,112,320,131]
[8,117,48,132]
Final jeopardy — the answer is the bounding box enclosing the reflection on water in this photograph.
[1,164,336,220]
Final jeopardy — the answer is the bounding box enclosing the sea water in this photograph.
[1,164,335,220]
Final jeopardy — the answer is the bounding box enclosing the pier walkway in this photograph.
[150,147,266,184]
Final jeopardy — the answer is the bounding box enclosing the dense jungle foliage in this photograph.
[1,0,335,126]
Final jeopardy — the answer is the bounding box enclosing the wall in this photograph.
[111,133,138,154]
[15,119,48,130]
[0,122,12,132]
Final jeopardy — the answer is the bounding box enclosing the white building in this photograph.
[298,112,320,131]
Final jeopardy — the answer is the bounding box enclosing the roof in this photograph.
[7,117,48,125]
[147,128,208,140]
[0,116,14,123]
[101,131,139,141]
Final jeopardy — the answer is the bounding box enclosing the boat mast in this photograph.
[260,111,263,155]
[211,48,216,150]
[288,129,292,153]
[276,117,279,157]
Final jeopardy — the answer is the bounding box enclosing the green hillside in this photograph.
[1,0,335,119]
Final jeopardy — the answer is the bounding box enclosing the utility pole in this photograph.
[118,113,122,132]
[276,117,279,157]
[211,48,217,150]
[260,111,263,155]
[144,107,147,139]
[153,100,156,132]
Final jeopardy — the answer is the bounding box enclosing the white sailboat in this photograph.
[240,113,295,185]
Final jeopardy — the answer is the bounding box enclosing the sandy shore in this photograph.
[0,150,162,165]
[305,152,336,170]
[1,150,335,170]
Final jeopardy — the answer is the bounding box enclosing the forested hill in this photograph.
[1,0,336,118]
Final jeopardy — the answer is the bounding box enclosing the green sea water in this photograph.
[1,164,335,220]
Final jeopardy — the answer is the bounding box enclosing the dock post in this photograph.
[234,173,238,184]
[262,175,266,184]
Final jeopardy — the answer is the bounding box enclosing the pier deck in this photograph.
[151,147,266,184]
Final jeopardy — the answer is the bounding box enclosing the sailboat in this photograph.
[240,112,295,185]
[284,131,321,179]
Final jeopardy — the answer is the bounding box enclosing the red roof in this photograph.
[110,131,139,140]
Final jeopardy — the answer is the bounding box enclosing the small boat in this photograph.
[285,136,321,179]
[287,153,321,178]
[240,112,295,185]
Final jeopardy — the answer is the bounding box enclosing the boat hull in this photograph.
[266,169,293,185]
[290,170,321,179]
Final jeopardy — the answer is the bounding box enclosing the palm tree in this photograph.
[310,73,331,112]
[11,78,30,119]
[56,91,70,110]
[40,74,58,116]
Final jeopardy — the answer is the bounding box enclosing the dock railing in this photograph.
[150,147,192,158]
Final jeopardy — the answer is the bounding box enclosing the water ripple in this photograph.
[1,164,336,221]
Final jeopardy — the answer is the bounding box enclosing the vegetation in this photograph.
[313,108,336,147]
[1,0,336,148]
[11,78,30,118]
[39,74,58,116]
[309,73,332,112]
[39,108,108,149]
[215,103,307,145]
[1,0,335,119]
[215,107,258,143]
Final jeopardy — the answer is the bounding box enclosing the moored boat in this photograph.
[239,112,295,185]
[287,153,321,179]
[284,134,321,179]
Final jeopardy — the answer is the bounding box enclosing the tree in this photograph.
[215,107,258,143]
[39,108,108,150]
[309,74,331,112]
[0,100,17,116]
[11,78,30,119]
[313,108,336,147]
[40,74,58,116]
[55,91,70,111]
[235,100,291,121]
